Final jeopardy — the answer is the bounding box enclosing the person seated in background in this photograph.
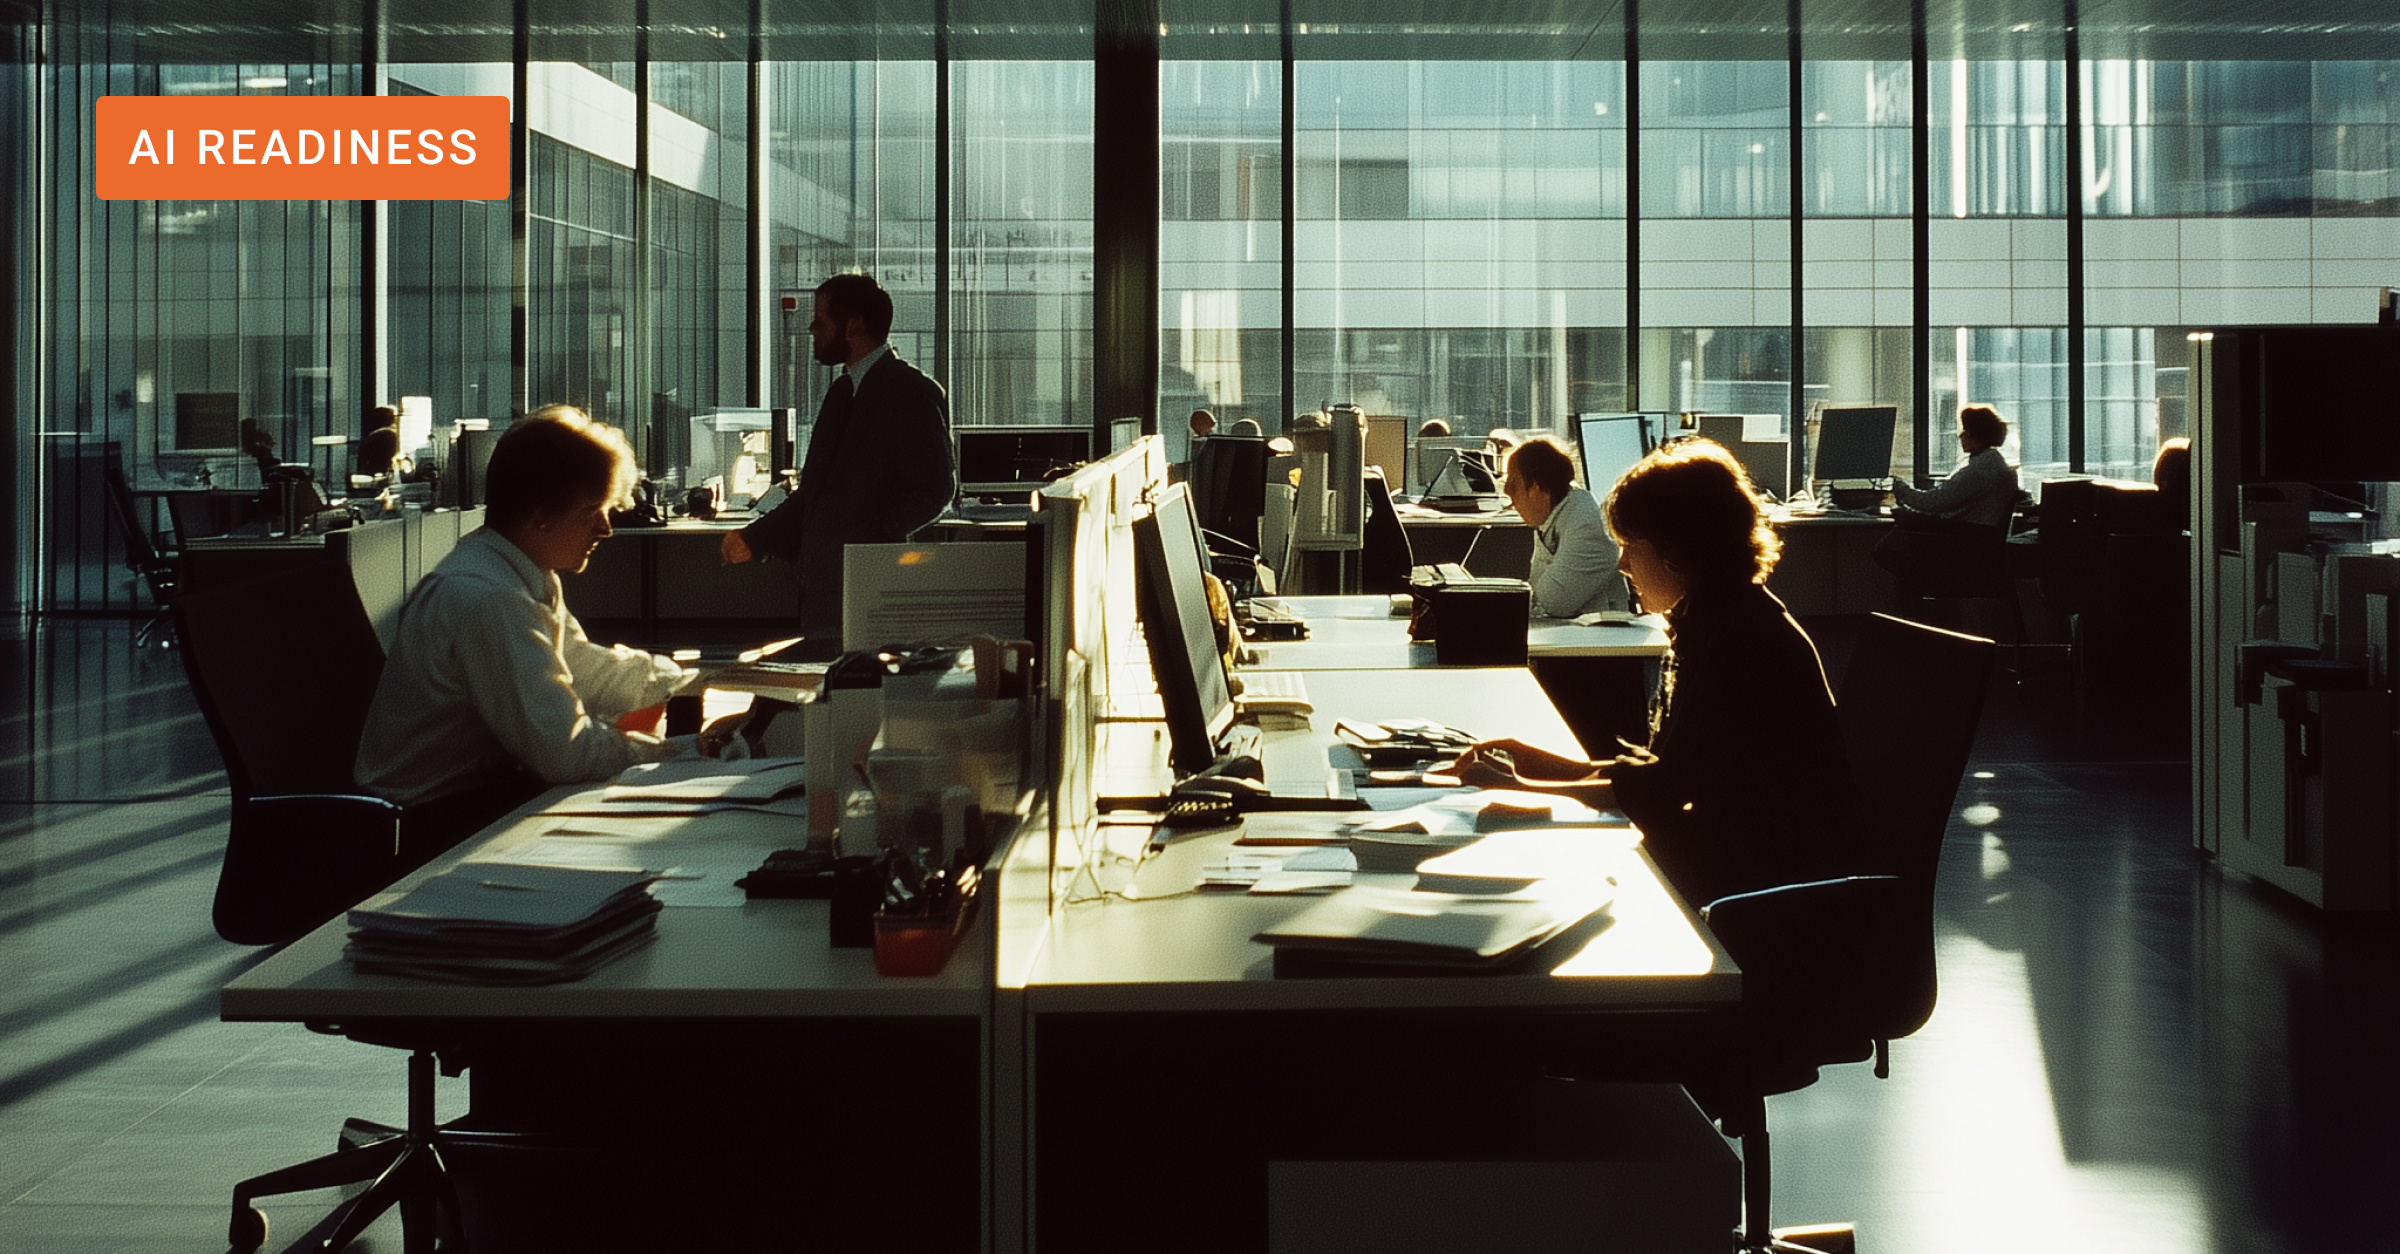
[1418,418,1452,439]
[1228,417,1263,437]
[357,406,735,859]
[236,417,328,529]
[1503,435,1627,618]
[1454,438,1854,907]
[1189,408,1217,439]
[356,425,402,479]
[1892,404,2019,527]
[1874,404,2022,591]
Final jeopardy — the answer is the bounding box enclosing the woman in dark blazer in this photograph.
[1457,437,1855,907]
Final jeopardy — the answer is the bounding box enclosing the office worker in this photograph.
[359,407,731,857]
[1504,436,1628,618]
[1891,404,2019,527]
[1456,438,1853,906]
[721,272,956,649]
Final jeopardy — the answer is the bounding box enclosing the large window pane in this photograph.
[388,64,513,431]
[951,62,1094,428]
[525,62,638,428]
[647,58,750,489]
[1161,60,1282,458]
[1295,61,1627,464]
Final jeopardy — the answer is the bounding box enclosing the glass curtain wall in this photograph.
[1928,57,2070,484]
[524,61,639,433]
[647,58,750,486]
[1638,60,1792,430]
[1294,61,1628,472]
[1801,55,1917,483]
[1160,60,1282,463]
[42,50,362,611]
[765,61,938,424]
[950,63,1095,429]
[387,64,513,431]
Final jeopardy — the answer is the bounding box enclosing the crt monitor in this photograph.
[1812,405,1899,483]
[957,426,1094,496]
[1573,413,1653,494]
[1133,482,1237,774]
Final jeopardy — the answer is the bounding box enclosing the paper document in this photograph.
[843,542,1028,647]
[604,757,805,803]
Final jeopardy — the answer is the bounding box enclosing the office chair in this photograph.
[1359,467,1416,594]
[1550,614,1993,1253]
[1695,613,1994,1252]
[102,460,180,647]
[180,562,531,1252]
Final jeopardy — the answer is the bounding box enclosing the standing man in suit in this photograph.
[721,273,956,651]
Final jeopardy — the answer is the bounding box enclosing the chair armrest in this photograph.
[1700,876,1934,1037]
[213,793,406,946]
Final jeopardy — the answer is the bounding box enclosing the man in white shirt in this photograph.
[1503,435,1629,618]
[358,407,718,857]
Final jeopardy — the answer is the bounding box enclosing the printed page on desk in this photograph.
[603,757,805,802]
[1253,880,1614,966]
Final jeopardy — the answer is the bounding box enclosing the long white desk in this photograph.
[1247,594,1670,670]
[1013,666,1738,1252]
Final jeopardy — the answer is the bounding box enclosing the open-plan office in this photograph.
[7,2,2400,1252]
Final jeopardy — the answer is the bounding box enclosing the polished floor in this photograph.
[1,616,2393,1252]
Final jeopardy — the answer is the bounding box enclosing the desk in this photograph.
[1015,667,1738,1250]
[1247,594,1669,671]
[222,788,995,1251]
[1766,510,1900,616]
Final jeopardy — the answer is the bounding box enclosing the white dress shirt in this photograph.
[1892,445,2020,528]
[356,528,689,807]
[1527,487,1629,618]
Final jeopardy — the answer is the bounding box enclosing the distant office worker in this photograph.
[1893,404,2019,527]
[1228,417,1263,437]
[1504,436,1626,617]
[722,272,956,648]
[1456,438,1853,906]
[358,407,711,853]
[1189,409,1217,438]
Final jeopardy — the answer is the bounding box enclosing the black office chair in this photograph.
[1550,614,1993,1253]
[180,561,532,1251]
[1359,467,1417,594]
[102,460,180,647]
[1691,613,1994,1252]
[174,561,403,946]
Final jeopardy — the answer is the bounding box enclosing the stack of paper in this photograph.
[1338,789,1626,872]
[345,863,663,984]
[1253,878,1616,972]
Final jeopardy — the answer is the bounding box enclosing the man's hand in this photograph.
[720,530,753,565]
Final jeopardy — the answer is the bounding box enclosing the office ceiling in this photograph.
[28,0,2400,64]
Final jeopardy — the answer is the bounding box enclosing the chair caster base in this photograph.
[1763,1221,1856,1254]
[228,1204,269,1251]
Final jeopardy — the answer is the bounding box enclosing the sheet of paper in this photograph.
[604,757,805,803]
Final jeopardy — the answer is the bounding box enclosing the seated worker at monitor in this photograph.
[1891,404,2019,527]
[721,273,956,651]
[1874,404,2022,589]
[357,406,736,858]
[1454,438,1854,907]
[1503,435,1627,618]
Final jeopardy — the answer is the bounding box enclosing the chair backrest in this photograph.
[1359,468,1416,593]
[101,460,164,570]
[1187,434,1272,552]
[173,559,388,800]
[1833,613,1995,1036]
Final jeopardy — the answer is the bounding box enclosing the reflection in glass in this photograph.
[951,62,1094,429]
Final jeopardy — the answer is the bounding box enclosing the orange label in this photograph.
[96,96,512,201]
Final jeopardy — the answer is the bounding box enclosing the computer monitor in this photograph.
[1133,482,1237,774]
[173,392,240,453]
[1186,434,1272,551]
[957,426,1094,497]
[1573,413,1653,494]
[1812,405,1899,483]
[1416,436,1495,493]
[451,426,500,507]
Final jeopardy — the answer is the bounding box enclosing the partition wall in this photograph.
[8,2,2400,614]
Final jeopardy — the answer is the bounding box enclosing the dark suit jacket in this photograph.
[741,349,956,639]
[1611,579,1855,908]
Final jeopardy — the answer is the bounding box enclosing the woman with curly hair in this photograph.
[1456,437,1855,906]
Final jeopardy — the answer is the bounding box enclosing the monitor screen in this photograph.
[173,392,240,452]
[957,426,1094,495]
[1574,413,1652,494]
[1813,405,1899,482]
[1133,482,1237,774]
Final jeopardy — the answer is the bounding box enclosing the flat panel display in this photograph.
[1574,413,1653,494]
[1812,405,1899,483]
[1133,482,1236,773]
[957,426,1094,496]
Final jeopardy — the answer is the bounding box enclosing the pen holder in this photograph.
[871,900,970,977]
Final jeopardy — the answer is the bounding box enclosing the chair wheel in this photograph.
[227,1205,269,1250]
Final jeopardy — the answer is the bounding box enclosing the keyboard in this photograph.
[1231,669,1313,715]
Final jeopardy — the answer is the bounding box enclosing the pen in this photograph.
[477,880,535,891]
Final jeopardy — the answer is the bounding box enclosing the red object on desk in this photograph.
[618,703,665,735]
